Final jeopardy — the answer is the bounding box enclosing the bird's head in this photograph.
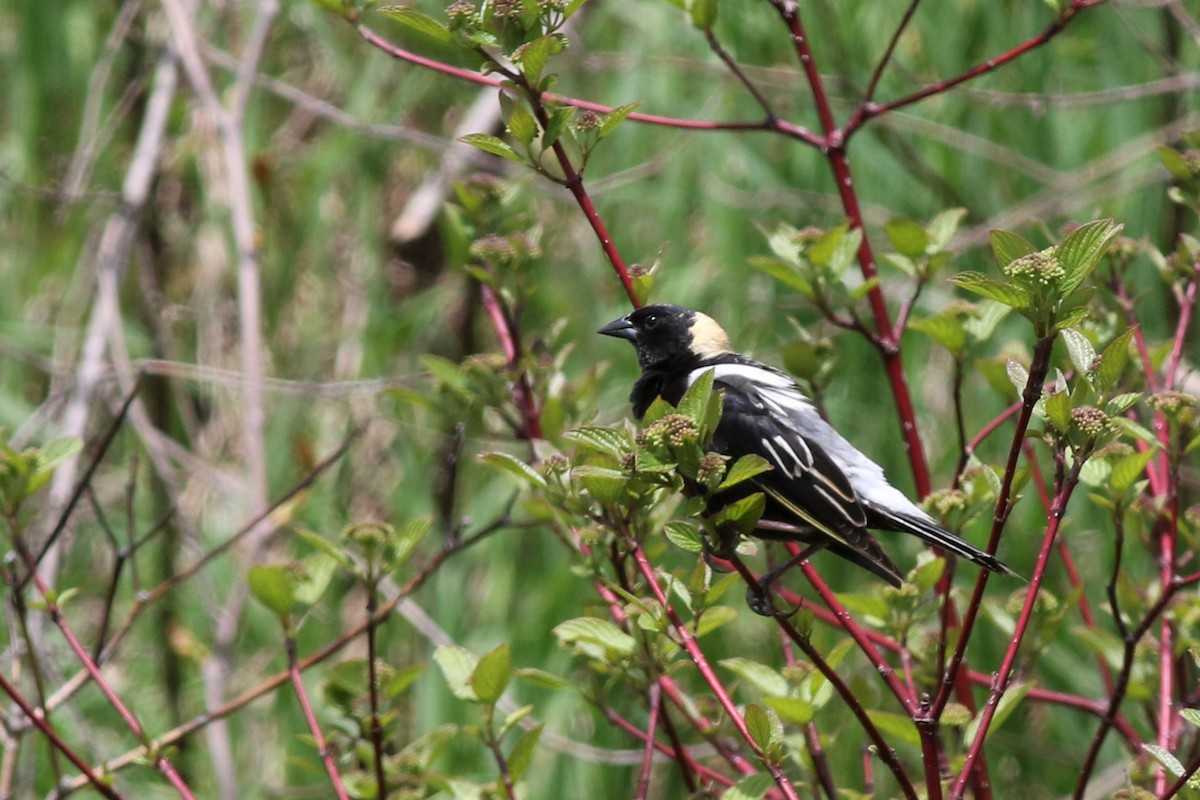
[598,304,732,370]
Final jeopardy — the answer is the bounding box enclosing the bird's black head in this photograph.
[598,304,732,371]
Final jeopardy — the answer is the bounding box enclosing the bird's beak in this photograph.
[598,315,637,342]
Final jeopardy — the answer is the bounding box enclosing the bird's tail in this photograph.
[878,510,1020,579]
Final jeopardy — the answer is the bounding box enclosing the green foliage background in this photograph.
[0,0,1197,797]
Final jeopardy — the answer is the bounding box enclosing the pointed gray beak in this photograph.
[598,315,638,341]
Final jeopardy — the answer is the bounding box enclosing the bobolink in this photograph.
[600,304,1016,590]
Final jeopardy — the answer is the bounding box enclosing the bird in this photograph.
[599,303,1017,600]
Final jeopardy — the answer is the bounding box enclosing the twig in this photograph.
[285,638,351,800]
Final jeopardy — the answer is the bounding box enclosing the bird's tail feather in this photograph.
[882,510,1020,579]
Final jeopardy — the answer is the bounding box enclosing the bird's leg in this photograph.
[745,543,826,618]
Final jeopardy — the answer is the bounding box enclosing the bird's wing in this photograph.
[695,363,871,537]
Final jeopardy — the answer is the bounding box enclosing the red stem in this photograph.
[287,639,352,800]
[628,543,800,800]
[480,284,542,440]
[950,453,1083,799]
[17,545,196,799]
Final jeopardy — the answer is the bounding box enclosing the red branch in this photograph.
[287,639,351,800]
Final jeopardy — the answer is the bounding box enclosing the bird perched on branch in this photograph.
[599,304,1016,599]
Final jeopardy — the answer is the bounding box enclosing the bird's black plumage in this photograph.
[599,304,1017,587]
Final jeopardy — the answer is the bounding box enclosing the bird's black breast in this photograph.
[630,369,691,418]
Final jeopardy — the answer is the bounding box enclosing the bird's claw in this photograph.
[745,581,800,618]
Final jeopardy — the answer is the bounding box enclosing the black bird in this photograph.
[599,303,1017,590]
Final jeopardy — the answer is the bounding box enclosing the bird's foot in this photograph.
[745,581,800,618]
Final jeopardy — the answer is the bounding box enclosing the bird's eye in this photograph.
[644,315,659,330]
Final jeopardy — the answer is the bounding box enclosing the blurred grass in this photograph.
[0,0,1195,796]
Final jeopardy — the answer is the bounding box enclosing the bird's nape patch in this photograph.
[689,313,732,358]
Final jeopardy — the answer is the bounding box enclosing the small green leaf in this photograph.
[434,645,480,701]
[678,368,715,423]
[1104,392,1141,416]
[378,7,453,42]
[989,229,1037,269]
[459,133,525,164]
[1110,449,1156,492]
[553,617,636,656]
[513,668,570,691]
[1158,146,1194,181]
[565,426,632,456]
[743,704,777,753]
[506,103,538,147]
[516,35,556,85]
[506,723,543,782]
[1143,743,1185,777]
[1181,708,1200,728]
[963,682,1032,744]
[1057,219,1123,296]
[764,694,814,725]
[695,605,738,637]
[866,709,921,747]
[720,773,775,800]
[747,256,814,297]
[572,465,627,505]
[470,643,512,705]
[927,208,968,251]
[951,272,1031,310]
[664,520,705,553]
[909,314,966,354]
[1006,359,1030,396]
[479,451,547,488]
[885,217,929,259]
[1061,329,1096,375]
[713,492,765,536]
[1096,327,1135,390]
[717,454,774,491]
[1045,390,1072,433]
[248,564,295,619]
[1109,416,1159,446]
[719,657,789,696]
[598,103,640,140]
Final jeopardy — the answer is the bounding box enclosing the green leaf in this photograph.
[951,272,1031,310]
[565,426,631,456]
[678,368,716,424]
[963,682,1031,744]
[695,605,738,637]
[1104,392,1141,416]
[910,313,966,354]
[378,7,452,42]
[248,564,294,619]
[470,643,512,705]
[293,553,338,606]
[1143,743,1185,777]
[506,103,538,147]
[866,709,921,747]
[514,667,573,690]
[1110,416,1159,446]
[720,773,775,800]
[1044,390,1072,433]
[1057,219,1123,296]
[989,229,1037,269]
[1061,328,1096,374]
[1158,146,1194,181]
[927,208,968,251]
[885,217,929,259]
[719,657,789,696]
[1006,359,1030,396]
[598,103,640,140]
[664,520,704,554]
[386,663,427,698]
[572,465,627,505]
[478,451,547,488]
[553,617,636,656]
[743,704,779,753]
[1181,708,1200,728]
[1096,327,1135,390]
[434,645,480,701]
[764,694,814,725]
[506,723,543,782]
[747,256,814,297]
[292,527,355,570]
[516,35,556,85]
[713,492,765,536]
[459,133,525,164]
[1110,449,1155,492]
[717,454,774,491]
